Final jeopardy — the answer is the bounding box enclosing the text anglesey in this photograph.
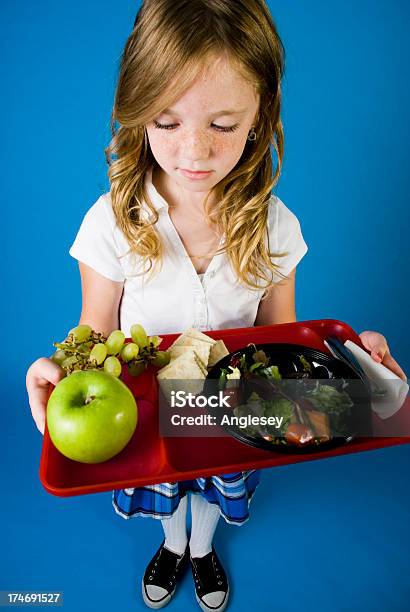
[170,413,285,429]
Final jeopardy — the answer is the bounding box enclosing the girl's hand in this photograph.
[359,330,407,382]
[26,358,66,435]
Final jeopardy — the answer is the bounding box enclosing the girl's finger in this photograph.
[359,331,388,356]
[26,358,65,435]
[370,348,387,363]
[26,379,52,435]
[379,352,407,382]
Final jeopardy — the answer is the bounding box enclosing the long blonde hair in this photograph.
[105,0,289,294]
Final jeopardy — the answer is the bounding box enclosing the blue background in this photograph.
[2,0,409,610]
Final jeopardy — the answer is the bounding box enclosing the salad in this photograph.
[218,345,355,448]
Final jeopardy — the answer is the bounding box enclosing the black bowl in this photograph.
[203,342,372,454]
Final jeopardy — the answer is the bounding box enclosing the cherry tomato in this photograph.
[229,356,241,369]
[285,423,315,447]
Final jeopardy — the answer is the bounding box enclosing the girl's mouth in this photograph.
[179,169,213,180]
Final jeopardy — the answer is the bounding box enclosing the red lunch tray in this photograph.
[39,319,410,496]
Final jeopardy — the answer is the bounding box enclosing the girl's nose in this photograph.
[181,129,212,160]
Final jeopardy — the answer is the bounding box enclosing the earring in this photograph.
[247,127,257,141]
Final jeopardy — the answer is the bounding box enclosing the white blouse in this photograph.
[69,167,308,336]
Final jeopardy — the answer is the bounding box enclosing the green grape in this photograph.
[105,330,125,355]
[128,361,146,377]
[61,355,79,368]
[120,342,140,362]
[104,356,122,377]
[51,349,67,366]
[151,351,171,368]
[130,324,148,349]
[68,324,92,343]
[89,343,108,365]
[148,335,162,348]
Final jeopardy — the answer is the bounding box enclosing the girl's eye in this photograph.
[153,120,239,133]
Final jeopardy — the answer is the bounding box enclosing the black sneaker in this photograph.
[142,539,189,609]
[190,546,229,612]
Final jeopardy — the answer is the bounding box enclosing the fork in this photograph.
[324,335,387,397]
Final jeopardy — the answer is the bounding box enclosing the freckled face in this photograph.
[145,54,260,197]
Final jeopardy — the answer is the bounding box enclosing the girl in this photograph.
[26,1,407,611]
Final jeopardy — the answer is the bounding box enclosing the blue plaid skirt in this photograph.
[112,470,261,526]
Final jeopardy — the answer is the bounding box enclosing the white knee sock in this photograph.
[189,493,221,559]
[160,494,188,556]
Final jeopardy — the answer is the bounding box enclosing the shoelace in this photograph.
[191,551,225,594]
[148,547,186,589]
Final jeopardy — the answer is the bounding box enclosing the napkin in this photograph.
[343,340,409,419]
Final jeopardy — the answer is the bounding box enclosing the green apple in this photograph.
[46,370,138,463]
